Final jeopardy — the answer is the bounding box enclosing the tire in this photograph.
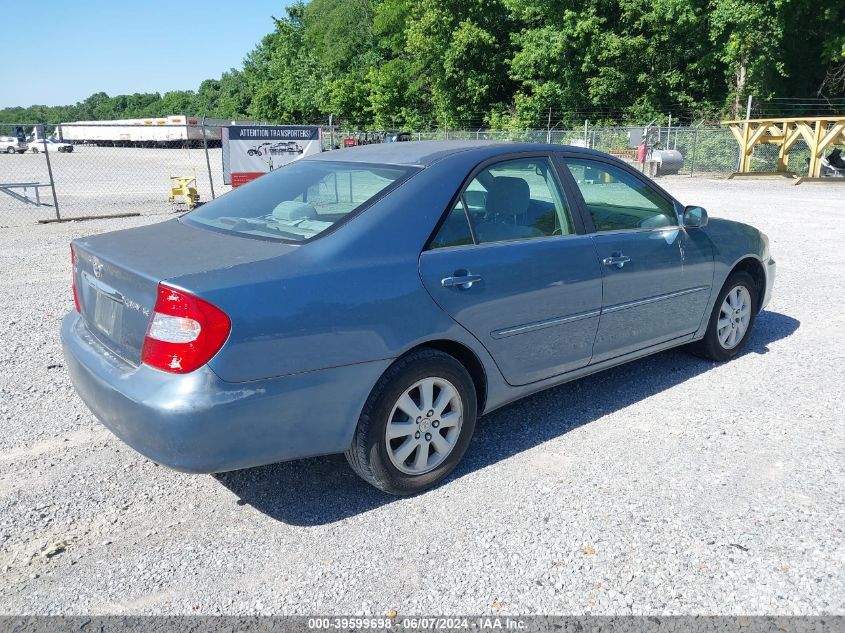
[345,348,477,495]
[31,147,39,153]
[691,271,758,361]
[6,147,14,154]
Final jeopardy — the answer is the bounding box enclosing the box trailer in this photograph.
[55,116,255,148]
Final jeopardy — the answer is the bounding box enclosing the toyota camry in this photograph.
[62,141,775,495]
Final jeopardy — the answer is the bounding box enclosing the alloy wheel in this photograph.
[385,377,463,475]
[717,285,752,349]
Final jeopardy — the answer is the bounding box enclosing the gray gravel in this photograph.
[0,176,843,616]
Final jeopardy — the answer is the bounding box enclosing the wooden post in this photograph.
[808,120,825,178]
[777,122,789,172]
[739,120,752,172]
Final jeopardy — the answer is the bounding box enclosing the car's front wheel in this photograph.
[692,271,758,361]
[5,147,15,154]
[345,349,477,495]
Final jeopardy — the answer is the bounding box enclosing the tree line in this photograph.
[2,0,844,129]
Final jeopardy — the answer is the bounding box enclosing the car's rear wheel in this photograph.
[31,147,39,153]
[692,271,758,361]
[345,348,477,495]
[6,147,15,154]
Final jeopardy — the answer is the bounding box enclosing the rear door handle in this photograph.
[442,273,482,289]
[602,254,631,269]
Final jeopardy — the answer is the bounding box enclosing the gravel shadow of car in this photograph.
[214,310,798,526]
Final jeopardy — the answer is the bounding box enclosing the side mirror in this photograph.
[683,205,708,228]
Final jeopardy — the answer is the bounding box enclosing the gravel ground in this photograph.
[0,176,843,616]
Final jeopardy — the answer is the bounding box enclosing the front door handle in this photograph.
[602,253,631,269]
[442,273,482,289]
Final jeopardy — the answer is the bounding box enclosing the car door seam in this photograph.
[415,255,512,383]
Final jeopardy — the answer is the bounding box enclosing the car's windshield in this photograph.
[184,160,415,242]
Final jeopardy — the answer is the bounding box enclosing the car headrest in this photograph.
[271,201,317,222]
[486,176,530,216]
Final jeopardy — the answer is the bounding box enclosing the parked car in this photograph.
[30,137,74,153]
[62,141,775,495]
[383,131,412,143]
[0,136,28,154]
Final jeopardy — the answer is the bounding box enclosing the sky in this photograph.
[4,0,289,108]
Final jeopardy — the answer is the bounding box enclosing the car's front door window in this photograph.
[563,158,677,231]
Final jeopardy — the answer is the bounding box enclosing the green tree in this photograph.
[405,0,516,127]
[2,0,844,129]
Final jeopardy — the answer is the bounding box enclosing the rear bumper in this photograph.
[762,256,776,309]
[61,312,390,473]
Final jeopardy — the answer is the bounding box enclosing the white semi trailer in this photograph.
[55,115,254,147]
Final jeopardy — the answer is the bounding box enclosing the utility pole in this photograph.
[745,95,753,121]
[546,108,552,144]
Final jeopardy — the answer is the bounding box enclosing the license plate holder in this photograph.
[92,289,122,338]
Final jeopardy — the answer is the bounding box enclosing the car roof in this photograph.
[306,140,609,167]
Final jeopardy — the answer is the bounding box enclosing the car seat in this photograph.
[474,176,544,242]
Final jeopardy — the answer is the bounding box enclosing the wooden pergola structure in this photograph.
[722,115,845,184]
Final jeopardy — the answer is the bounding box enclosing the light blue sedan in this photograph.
[62,141,775,494]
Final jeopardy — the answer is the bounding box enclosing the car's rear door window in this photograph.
[430,199,474,249]
[429,157,575,247]
[185,161,414,242]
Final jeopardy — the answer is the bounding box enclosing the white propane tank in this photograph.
[650,149,684,175]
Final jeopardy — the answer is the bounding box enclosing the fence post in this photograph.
[39,123,61,220]
[667,114,672,149]
[201,117,216,200]
[689,128,699,177]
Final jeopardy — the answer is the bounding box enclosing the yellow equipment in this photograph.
[168,175,201,209]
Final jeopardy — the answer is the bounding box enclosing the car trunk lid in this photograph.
[72,218,295,366]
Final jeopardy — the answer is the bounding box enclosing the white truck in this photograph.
[55,115,254,148]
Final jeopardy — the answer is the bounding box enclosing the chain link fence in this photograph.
[0,122,831,227]
[0,123,224,227]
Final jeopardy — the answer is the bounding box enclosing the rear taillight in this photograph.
[141,283,230,374]
[70,244,81,312]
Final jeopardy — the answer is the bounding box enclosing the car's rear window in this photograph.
[184,160,415,242]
